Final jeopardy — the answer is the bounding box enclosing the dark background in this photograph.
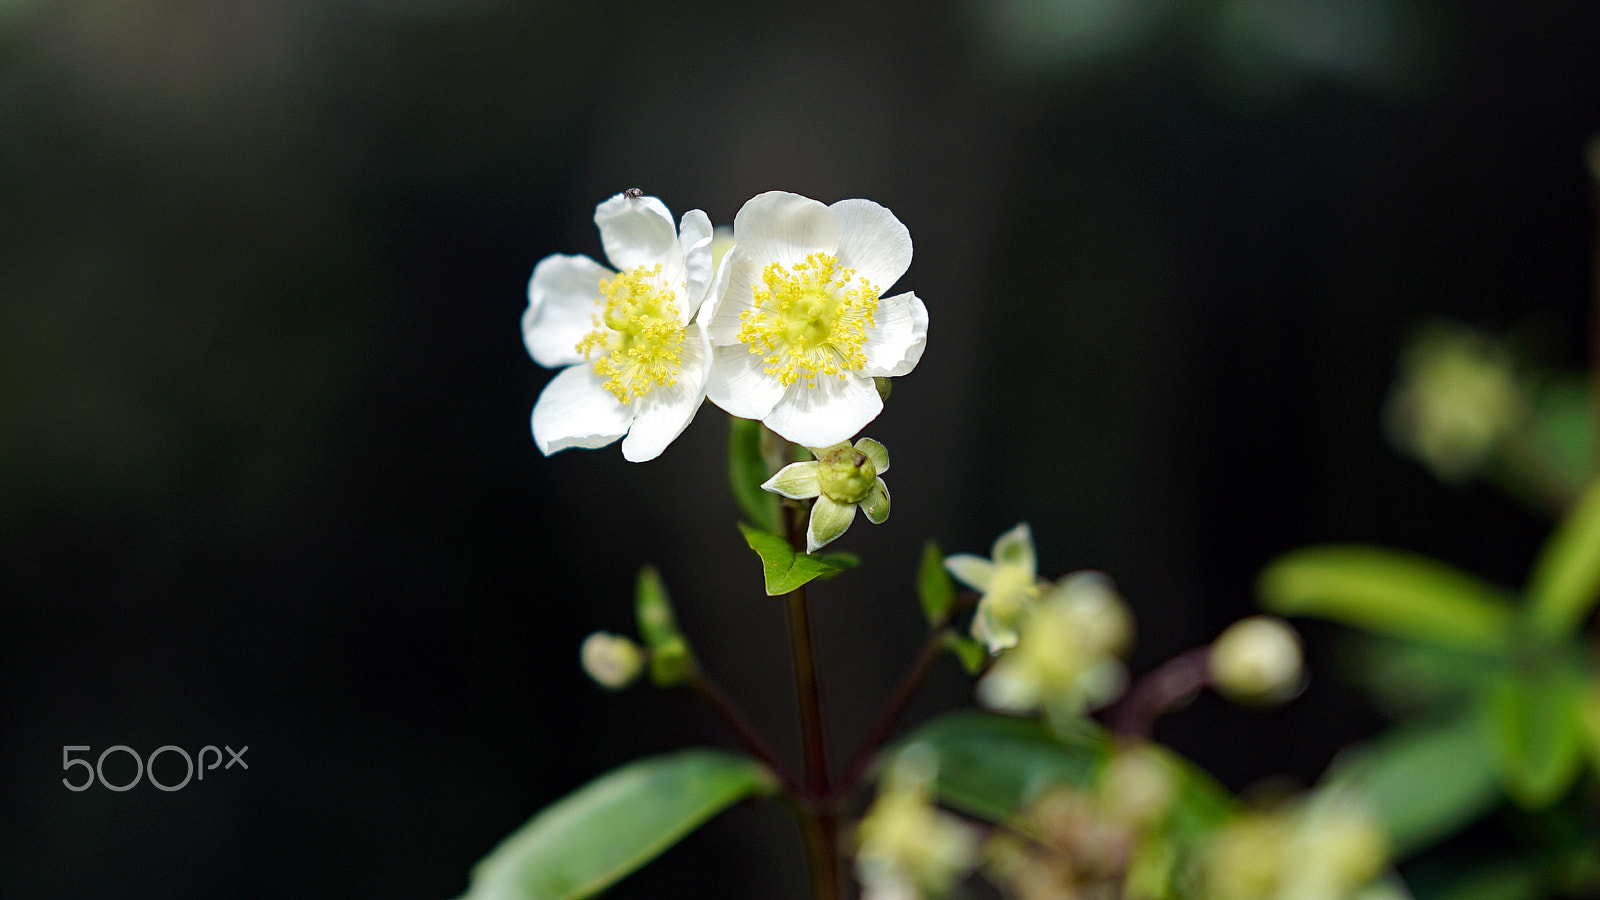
[2,0,1597,897]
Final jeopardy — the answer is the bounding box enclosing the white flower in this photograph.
[761,437,892,553]
[855,745,980,900]
[944,523,1043,654]
[976,571,1134,716]
[522,192,715,462]
[702,191,928,447]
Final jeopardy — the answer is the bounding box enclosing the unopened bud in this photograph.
[1209,616,1304,705]
[816,442,878,504]
[580,632,644,690]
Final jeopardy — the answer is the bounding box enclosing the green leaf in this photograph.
[895,710,1106,823]
[1525,475,1600,640]
[1257,545,1516,655]
[633,566,678,648]
[1480,658,1588,810]
[728,417,782,535]
[917,541,956,624]
[1340,636,1492,718]
[736,522,859,596]
[634,566,692,686]
[1322,710,1500,857]
[459,750,777,900]
[898,711,1233,842]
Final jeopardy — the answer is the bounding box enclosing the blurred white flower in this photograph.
[976,571,1133,716]
[945,523,1044,654]
[855,745,980,900]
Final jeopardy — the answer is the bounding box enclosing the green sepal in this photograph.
[1480,656,1588,810]
[634,566,692,687]
[458,749,777,900]
[941,632,987,675]
[728,417,782,535]
[916,541,956,625]
[736,522,859,596]
[1321,708,1500,857]
[1257,544,1516,655]
[1525,475,1600,640]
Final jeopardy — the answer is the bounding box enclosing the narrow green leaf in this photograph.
[459,750,777,900]
[1480,660,1587,810]
[634,566,692,686]
[728,417,782,535]
[633,566,678,648]
[1322,710,1500,857]
[1525,475,1600,640]
[1258,545,1516,654]
[1341,637,1492,718]
[917,541,956,624]
[736,522,859,596]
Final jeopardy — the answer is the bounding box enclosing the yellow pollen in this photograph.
[574,264,685,404]
[736,253,880,388]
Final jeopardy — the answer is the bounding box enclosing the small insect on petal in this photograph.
[623,187,644,199]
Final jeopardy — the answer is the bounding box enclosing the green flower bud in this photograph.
[817,443,878,504]
[580,632,644,690]
[1209,616,1304,705]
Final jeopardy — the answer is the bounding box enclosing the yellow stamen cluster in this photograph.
[736,253,879,388]
[574,264,684,404]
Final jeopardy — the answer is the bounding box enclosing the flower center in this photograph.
[736,253,879,388]
[574,264,685,404]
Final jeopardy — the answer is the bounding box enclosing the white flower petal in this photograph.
[619,322,710,462]
[762,461,822,499]
[531,364,633,455]
[943,554,994,592]
[678,208,715,319]
[831,198,913,290]
[595,193,682,281]
[807,494,858,553]
[763,375,883,448]
[524,254,608,368]
[861,292,928,378]
[976,659,1039,712]
[732,191,840,268]
[706,342,786,419]
[702,248,766,345]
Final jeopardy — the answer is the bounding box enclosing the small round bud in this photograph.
[1209,616,1304,705]
[580,631,644,690]
[817,443,878,504]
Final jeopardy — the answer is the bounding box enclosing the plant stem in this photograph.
[1109,647,1211,739]
[836,627,950,799]
[783,501,841,899]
